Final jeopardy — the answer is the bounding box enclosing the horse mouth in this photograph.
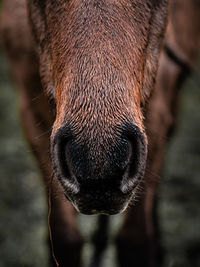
[64,191,132,215]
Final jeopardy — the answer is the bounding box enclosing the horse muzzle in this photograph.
[51,122,147,214]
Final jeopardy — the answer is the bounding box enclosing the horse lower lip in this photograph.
[68,193,130,215]
[73,205,118,215]
[73,206,124,215]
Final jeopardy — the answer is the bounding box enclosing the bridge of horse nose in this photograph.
[52,123,147,197]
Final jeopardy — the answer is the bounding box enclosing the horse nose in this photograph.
[52,122,147,196]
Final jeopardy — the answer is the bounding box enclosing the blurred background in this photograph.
[0,9,200,267]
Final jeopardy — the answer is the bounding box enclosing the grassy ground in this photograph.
[0,47,200,267]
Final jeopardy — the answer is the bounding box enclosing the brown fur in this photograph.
[0,0,200,266]
[27,0,168,137]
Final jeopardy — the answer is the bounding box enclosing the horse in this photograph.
[0,0,200,266]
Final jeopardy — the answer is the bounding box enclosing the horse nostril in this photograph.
[120,123,147,194]
[52,124,79,194]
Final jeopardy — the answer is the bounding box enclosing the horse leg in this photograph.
[115,53,187,267]
[1,45,83,267]
[48,182,83,267]
[116,0,200,265]
[115,43,199,267]
[115,181,161,267]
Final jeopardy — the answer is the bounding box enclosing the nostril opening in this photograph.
[120,123,147,193]
[128,135,141,178]
[57,138,71,179]
[52,125,79,192]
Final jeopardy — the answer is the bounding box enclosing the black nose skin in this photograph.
[52,122,147,198]
[67,137,131,190]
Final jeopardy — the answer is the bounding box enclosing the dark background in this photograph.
[0,9,200,267]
